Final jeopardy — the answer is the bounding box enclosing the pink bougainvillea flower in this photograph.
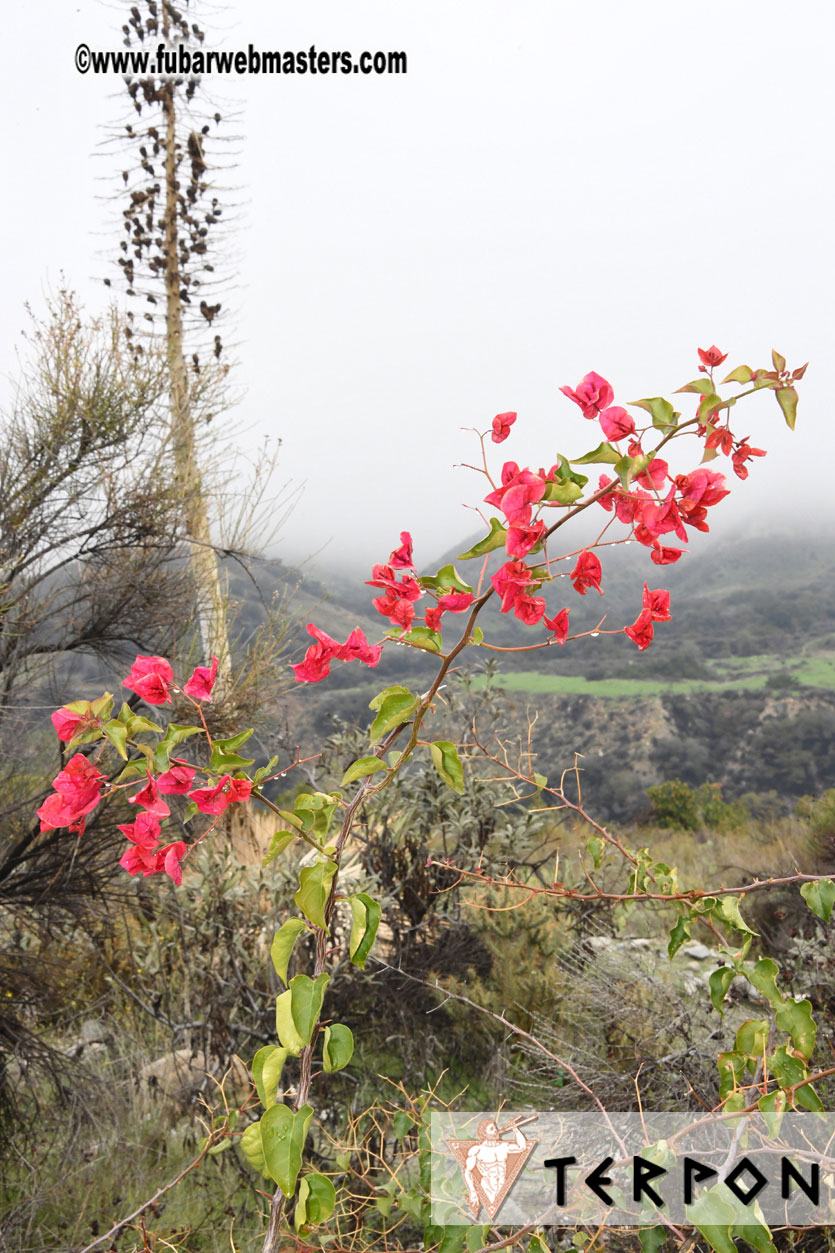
[598,406,636,442]
[650,545,684,565]
[36,792,75,831]
[37,754,106,831]
[491,560,532,613]
[544,608,570,645]
[634,458,669,492]
[637,488,688,545]
[365,564,422,602]
[560,372,614,420]
[424,606,443,632]
[485,464,546,526]
[731,441,766,480]
[513,594,546,626]
[436,590,474,613]
[625,608,655,651]
[373,591,415,630]
[388,532,414,570]
[50,705,92,743]
[642,583,671,622]
[506,520,546,559]
[156,763,197,794]
[697,345,728,369]
[119,843,161,877]
[339,627,382,667]
[597,474,616,512]
[188,774,251,815]
[122,655,174,706]
[183,657,219,702]
[292,622,382,683]
[291,642,334,684]
[491,411,517,443]
[160,841,188,886]
[704,425,734,455]
[570,550,603,596]
[129,771,170,819]
[118,811,162,849]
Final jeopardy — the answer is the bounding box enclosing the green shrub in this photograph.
[646,779,748,833]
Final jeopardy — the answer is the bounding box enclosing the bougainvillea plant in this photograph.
[42,348,834,1253]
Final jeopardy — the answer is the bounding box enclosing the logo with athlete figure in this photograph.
[446,1115,538,1220]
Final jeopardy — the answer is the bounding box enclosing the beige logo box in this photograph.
[431,1112,835,1227]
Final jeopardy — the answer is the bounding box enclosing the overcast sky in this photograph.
[4,1,833,573]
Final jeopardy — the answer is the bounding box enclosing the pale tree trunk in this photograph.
[161,75,232,688]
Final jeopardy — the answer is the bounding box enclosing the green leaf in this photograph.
[251,1045,288,1110]
[709,966,735,1016]
[262,830,297,868]
[370,690,419,743]
[696,392,725,421]
[747,957,782,1009]
[712,896,756,937]
[552,455,588,488]
[289,973,330,1048]
[466,1227,492,1253]
[270,918,308,985]
[772,349,786,373]
[458,519,507,560]
[214,728,255,753]
[240,1118,270,1178]
[294,859,338,931]
[638,1227,668,1253]
[101,720,128,760]
[429,741,464,794]
[686,1186,739,1253]
[126,714,164,735]
[208,728,256,772]
[675,378,715,394]
[392,1111,412,1140]
[776,386,798,430]
[717,1051,746,1101]
[768,1045,823,1110]
[721,365,754,385]
[630,397,678,430]
[528,1237,552,1253]
[542,479,583,504]
[349,892,382,969]
[261,1102,313,1197]
[275,990,305,1055]
[295,1172,336,1231]
[114,761,149,783]
[294,791,340,839]
[400,626,444,653]
[152,722,202,772]
[758,1089,787,1136]
[418,564,473,594]
[667,914,691,959]
[615,453,649,488]
[341,756,386,787]
[322,1023,354,1072]
[800,878,835,924]
[586,836,603,871]
[88,693,114,719]
[775,998,816,1060]
[252,755,280,786]
[733,1221,776,1253]
[735,1018,768,1060]
[570,441,620,465]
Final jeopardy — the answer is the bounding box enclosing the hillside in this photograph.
[226,528,835,822]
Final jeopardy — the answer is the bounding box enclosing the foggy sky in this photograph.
[4,1,833,574]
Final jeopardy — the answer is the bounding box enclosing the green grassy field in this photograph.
[475,651,835,698]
